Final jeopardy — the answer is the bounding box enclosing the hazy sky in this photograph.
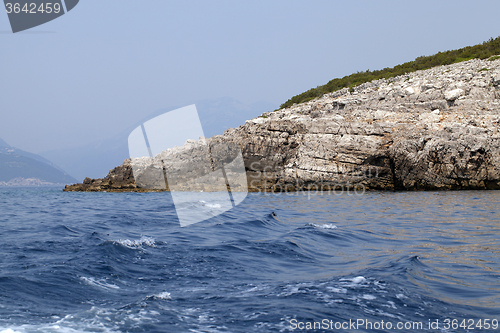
[1,0,500,153]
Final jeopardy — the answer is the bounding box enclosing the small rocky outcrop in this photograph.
[65,57,500,192]
[63,163,148,192]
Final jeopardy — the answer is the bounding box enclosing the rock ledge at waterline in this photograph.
[64,58,500,192]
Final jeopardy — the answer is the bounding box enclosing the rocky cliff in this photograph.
[64,57,500,192]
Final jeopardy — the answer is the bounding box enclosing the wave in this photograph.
[79,277,120,290]
[0,305,158,333]
[112,236,156,249]
[307,223,337,229]
[2,190,500,331]
[145,291,171,301]
[199,200,222,209]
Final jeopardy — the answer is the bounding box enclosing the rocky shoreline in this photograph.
[65,58,500,192]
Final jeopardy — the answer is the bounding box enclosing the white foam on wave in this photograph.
[339,276,368,288]
[308,223,337,229]
[80,277,120,290]
[362,294,376,300]
[0,305,159,333]
[326,286,347,293]
[114,236,156,249]
[146,291,171,300]
[0,321,118,333]
[278,285,307,297]
[363,308,400,319]
[0,327,79,333]
[340,276,366,284]
[351,276,366,284]
[199,200,222,209]
[387,301,397,309]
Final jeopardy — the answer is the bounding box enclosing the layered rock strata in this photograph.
[64,58,500,192]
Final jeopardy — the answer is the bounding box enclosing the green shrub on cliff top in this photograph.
[279,37,500,109]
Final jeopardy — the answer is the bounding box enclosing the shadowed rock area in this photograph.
[65,57,500,192]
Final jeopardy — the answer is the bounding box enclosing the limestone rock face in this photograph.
[493,74,500,87]
[65,57,500,192]
[444,88,464,101]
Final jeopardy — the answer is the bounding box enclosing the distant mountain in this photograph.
[0,138,10,148]
[0,139,77,185]
[41,97,277,181]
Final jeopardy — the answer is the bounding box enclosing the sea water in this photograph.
[0,187,499,332]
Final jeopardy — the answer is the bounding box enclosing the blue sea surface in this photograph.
[0,187,499,332]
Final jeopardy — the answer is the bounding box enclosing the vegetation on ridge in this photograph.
[280,36,500,109]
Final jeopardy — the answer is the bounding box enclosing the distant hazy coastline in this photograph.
[0,178,66,187]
